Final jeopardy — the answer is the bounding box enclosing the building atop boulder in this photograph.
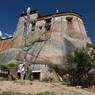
[0,8,91,81]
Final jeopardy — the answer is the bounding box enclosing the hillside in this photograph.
[0,81,95,95]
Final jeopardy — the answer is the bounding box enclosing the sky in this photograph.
[0,0,95,43]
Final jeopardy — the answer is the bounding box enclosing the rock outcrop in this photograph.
[0,11,91,66]
[0,37,13,52]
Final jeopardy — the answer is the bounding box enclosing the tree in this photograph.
[86,43,95,86]
[66,48,92,87]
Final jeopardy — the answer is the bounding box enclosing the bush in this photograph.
[0,63,18,80]
[0,64,9,71]
[7,63,17,68]
[0,63,17,71]
[7,63,18,73]
[65,48,94,87]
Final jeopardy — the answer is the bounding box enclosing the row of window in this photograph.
[25,17,73,32]
[30,19,51,32]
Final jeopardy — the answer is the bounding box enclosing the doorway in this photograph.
[32,72,40,80]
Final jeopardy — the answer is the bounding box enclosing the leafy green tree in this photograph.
[87,43,95,64]
[86,44,95,86]
[66,48,92,86]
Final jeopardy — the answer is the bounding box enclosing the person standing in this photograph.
[17,63,26,80]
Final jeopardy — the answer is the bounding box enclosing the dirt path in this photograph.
[0,81,95,95]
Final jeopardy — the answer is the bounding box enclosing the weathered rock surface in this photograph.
[0,48,24,64]
[0,11,91,67]
[0,37,13,52]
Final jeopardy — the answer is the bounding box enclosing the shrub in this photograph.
[7,63,17,68]
[65,48,94,87]
[0,64,9,71]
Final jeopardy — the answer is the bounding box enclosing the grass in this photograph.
[34,92,56,95]
[0,91,56,95]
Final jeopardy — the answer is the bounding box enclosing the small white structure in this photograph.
[31,64,51,81]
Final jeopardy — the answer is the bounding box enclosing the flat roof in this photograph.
[20,10,83,21]
[38,12,83,21]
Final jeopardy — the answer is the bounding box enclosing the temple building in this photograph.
[0,8,91,81]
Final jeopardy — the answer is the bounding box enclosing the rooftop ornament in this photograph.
[56,9,59,13]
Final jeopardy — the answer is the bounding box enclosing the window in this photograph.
[31,20,36,31]
[32,72,40,80]
[39,26,42,30]
[45,18,51,31]
[66,17,73,24]
[45,23,51,31]
[45,18,51,23]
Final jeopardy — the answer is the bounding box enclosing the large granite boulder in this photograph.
[0,48,25,64]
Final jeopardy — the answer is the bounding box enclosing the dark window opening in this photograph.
[39,26,42,30]
[45,18,51,31]
[31,20,36,31]
[66,17,73,24]
[45,24,51,31]
[32,72,40,80]
[46,18,51,23]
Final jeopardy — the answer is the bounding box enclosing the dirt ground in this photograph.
[0,81,95,95]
